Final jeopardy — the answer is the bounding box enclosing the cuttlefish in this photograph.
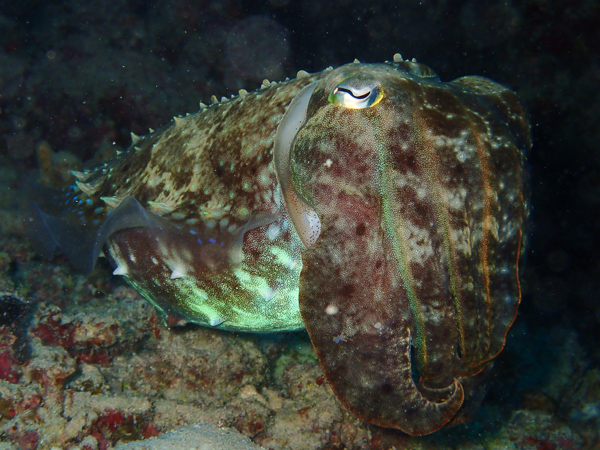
[26,54,530,435]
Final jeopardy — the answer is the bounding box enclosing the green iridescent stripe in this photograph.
[371,113,429,369]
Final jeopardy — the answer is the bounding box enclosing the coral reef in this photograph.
[0,0,599,448]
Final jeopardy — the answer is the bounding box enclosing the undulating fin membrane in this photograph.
[21,183,65,260]
[24,202,60,263]
[24,195,164,274]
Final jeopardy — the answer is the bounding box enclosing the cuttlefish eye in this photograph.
[328,81,383,109]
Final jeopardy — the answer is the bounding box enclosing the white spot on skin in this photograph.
[151,257,158,265]
[169,260,189,279]
[451,196,463,210]
[273,186,282,207]
[323,158,333,168]
[374,322,382,329]
[333,334,346,343]
[209,317,226,327]
[261,190,275,204]
[113,263,128,276]
[257,165,273,189]
[267,224,280,240]
[269,246,298,270]
[401,220,434,265]
[325,304,339,315]
[170,268,186,279]
[261,287,278,302]
[498,264,511,274]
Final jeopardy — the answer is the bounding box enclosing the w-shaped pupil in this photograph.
[335,87,370,99]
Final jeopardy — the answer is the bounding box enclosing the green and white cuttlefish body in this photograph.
[26,54,530,436]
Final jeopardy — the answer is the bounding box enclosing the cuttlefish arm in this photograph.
[298,276,464,435]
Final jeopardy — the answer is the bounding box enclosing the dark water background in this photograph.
[0,0,598,448]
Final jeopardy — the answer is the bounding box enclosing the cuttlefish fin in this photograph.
[25,196,163,274]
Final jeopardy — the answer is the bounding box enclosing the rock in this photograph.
[115,422,264,450]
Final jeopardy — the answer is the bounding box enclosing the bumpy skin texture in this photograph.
[27,58,530,435]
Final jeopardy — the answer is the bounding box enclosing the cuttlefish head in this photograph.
[276,61,529,435]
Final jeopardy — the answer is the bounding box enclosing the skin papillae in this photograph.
[26,57,530,436]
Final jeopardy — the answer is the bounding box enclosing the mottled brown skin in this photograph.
[36,72,327,332]
[291,63,529,435]
[28,58,530,436]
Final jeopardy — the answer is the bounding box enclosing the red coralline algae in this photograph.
[0,327,22,383]
[13,430,39,450]
[30,305,126,365]
[142,421,159,439]
[91,409,155,444]
[0,351,20,383]
[98,409,128,432]
[31,307,76,348]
